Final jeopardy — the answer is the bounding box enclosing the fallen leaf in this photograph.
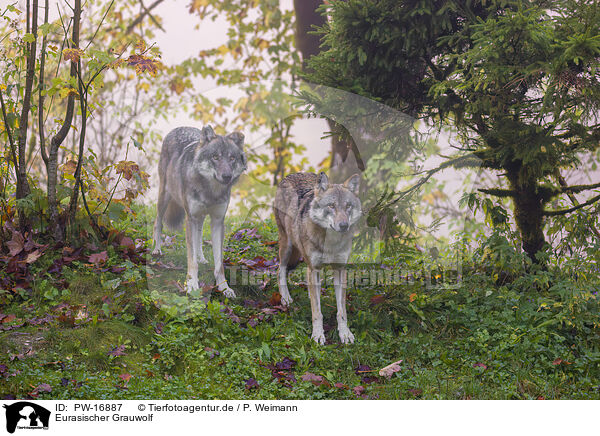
[88,251,108,266]
[268,292,282,306]
[108,345,127,357]
[407,388,422,397]
[245,378,259,390]
[354,364,372,374]
[119,373,131,382]
[370,294,386,305]
[379,359,403,378]
[1,314,16,324]
[6,232,24,256]
[300,372,329,386]
[473,362,487,370]
[25,249,42,264]
[352,385,365,396]
[275,357,296,371]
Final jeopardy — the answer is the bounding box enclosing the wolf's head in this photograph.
[309,172,362,233]
[195,125,247,185]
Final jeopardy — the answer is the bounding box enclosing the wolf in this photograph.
[152,125,246,297]
[274,171,362,344]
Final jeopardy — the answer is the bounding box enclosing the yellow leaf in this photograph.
[189,0,209,12]
[135,40,146,53]
[257,39,269,50]
[63,48,84,62]
[59,87,79,98]
[0,84,6,91]
[61,160,77,175]
[217,45,229,55]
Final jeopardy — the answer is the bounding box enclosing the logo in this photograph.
[3,402,50,434]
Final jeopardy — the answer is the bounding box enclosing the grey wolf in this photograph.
[152,125,246,297]
[274,171,362,344]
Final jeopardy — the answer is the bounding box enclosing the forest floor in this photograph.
[1,208,600,400]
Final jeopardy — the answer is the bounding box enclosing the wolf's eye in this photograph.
[327,203,335,210]
[212,154,219,161]
[229,156,235,162]
[346,203,352,211]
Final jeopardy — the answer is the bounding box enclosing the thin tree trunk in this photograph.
[16,0,38,230]
[46,0,81,241]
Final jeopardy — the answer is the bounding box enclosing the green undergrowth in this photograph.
[1,211,600,400]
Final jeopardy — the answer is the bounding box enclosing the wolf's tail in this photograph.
[164,201,185,230]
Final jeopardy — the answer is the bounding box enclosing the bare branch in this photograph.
[124,0,166,34]
[392,153,480,203]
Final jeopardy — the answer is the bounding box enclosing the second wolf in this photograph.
[152,125,246,297]
[274,172,361,344]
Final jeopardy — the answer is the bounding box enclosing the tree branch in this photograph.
[559,181,600,194]
[125,0,166,34]
[478,188,517,198]
[544,193,600,216]
[392,153,480,203]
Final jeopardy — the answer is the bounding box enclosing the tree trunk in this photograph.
[293,0,353,179]
[45,0,80,241]
[507,170,547,261]
[16,0,38,230]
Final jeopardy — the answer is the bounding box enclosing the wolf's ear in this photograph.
[317,172,329,192]
[226,131,244,150]
[344,173,361,194]
[202,125,217,142]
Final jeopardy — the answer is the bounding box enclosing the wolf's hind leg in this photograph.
[152,186,170,255]
[307,267,325,345]
[333,267,354,344]
[185,215,200,293]
[194,215,208,264]
[277,231,294,306]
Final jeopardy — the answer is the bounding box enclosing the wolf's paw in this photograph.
[311,327,326,345]
[185,279,199,293]
[151,248,162,256]
[198,255,208,264]
[338,325,355,344]
[280,292,293,306]
[221,286,236,299]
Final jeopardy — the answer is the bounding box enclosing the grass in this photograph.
[1,208,600,400]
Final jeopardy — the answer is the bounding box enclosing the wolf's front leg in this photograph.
[211,215,235,298]
[185,215,199,293]
[307,267,325,344]
[194,215,208,264]
[333,267,354,344]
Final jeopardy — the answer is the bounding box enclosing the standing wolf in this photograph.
[274,172,362,344]
[152,126,246,297]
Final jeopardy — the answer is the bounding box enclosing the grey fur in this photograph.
[274,172,362,345]
[153,126,246,298]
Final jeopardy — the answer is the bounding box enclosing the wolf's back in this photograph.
[274,172,318,225]
[159,127,204,170]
